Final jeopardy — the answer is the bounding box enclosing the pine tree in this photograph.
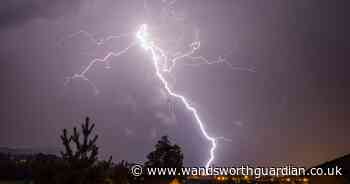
[59,117,110,184]
[60,117,98,168]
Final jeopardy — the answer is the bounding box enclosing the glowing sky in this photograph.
[0,0,349,167]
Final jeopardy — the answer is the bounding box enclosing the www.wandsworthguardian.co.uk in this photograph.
[131,164,343,178]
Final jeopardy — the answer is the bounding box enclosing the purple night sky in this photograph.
[0,0,349,168]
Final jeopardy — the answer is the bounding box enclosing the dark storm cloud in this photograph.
[0,0,82,28]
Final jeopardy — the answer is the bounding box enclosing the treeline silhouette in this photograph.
[0,117,184,184]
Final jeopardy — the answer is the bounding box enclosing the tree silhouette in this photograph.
[145,136,183,169]
[58,117,110,184]
[60,117,99,167]
[144,136,184,183]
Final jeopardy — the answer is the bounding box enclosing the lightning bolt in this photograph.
[136,24,217,168]
[64,5,254,167]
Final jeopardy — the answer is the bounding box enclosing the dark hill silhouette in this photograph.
[0,147,59,155]
[317,154,349,179]
[310,153,350,183]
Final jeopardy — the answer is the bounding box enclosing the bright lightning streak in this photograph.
[136,24,217,168]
